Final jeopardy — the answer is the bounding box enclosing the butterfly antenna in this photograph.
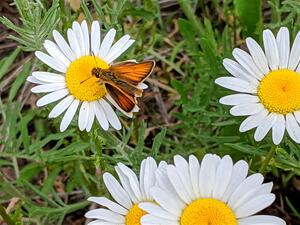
[80,77,92,84]
[91,51,99,68]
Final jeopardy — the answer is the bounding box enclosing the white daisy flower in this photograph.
[215,27,300,144]
[27,20,145,132]
[85,157,159,225]
[140,154,286,225]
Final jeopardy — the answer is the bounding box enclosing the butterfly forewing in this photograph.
[109,60,155,86]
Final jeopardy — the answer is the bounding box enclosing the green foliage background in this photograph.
[1,0,300,224]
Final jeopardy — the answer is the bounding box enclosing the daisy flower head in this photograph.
[85,157,159,225]
[140,154,286,225]
[27,20,152,132]
[215,27,300,144]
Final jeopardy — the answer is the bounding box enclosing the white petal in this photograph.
[215,77,257,93]
[114,168,138,204]
[235,194,275,218]
[139,202,177,221]
[138,83,148,89]
[27,76,47,84]
[49,95,74,118]
[72,21,85,56]
[87,220,116,225]
[36,89,69,107]
[104,35,130,61]
[199,154,218,198]
[78,101,90,131]
[106,39,135,64]
[141,214,179,225]
[230,103,264,116]
[32,71,65,83]
[228,173,264,208]
[189,155,200,198]
[85,208,124,223]
[155,162,177,195]
[173,155,195,199]
[296,62,300,73]
[43,40,71,67]
[167,165,193,204]
[288,31,300,70]
[35,51,67,73]
[254,113,277,141]
[91,21,101,56]
[272,114,285,145]
[99,99,121,130]
[142,157,157,200]
[212,155,233,200]
[85,102,95,132]
[139,160,147,199]
[81,20,90,55]
[276,27,290,69]
[53,30,76,61]
[223,58,257,83]
[238,215,286,225]
[239,109,269,132]
[232,48,264,80]
[220,94,259,106]
[31,83,66,93]
[294,110,300,124]
[67,28,81,58]
[103,173,132,209]
[150,187,185,217]
[60,99,79,132]
[221,160,249,202]
[98,28,116,60]
[246,37,270,74]
[231,182,273,211]
[286,113,300,143]
[116,163,142,202]
[94,101,109,130]
[87,197,127,215]
[263,29,280,70]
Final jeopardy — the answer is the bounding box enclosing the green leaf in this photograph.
[151,128,166,157]
[0,48,21,80]
[178,18,199,54]
[122,8,156,20]
[19,163,43,181]
[41,166,63,194]
[8,62,31,102]
[234,0,262,39]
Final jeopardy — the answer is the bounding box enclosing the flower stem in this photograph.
[0,203,14,225]
[259,145,278,174]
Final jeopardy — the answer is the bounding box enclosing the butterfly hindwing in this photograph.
[105,83,136,113]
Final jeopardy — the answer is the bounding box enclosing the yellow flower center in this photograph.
[125,204,147,225]
[65,56,109,101]
[258,69,300,114]
[180,198,237,225]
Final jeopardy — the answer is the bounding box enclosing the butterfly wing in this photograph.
[109,60,155,86]
[105,83,137,113]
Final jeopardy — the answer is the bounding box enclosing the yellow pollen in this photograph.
[125,204,147,225]
[65,56,109,101]
[180,198,237,225]
[258,69,300,114]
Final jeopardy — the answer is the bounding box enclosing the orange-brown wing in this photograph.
[105,83,137,113]
[109,60,155,86]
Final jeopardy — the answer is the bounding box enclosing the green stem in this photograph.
[259,145,278,174]
[0,204,14,225]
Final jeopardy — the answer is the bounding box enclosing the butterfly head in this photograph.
[91,67,102,78]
